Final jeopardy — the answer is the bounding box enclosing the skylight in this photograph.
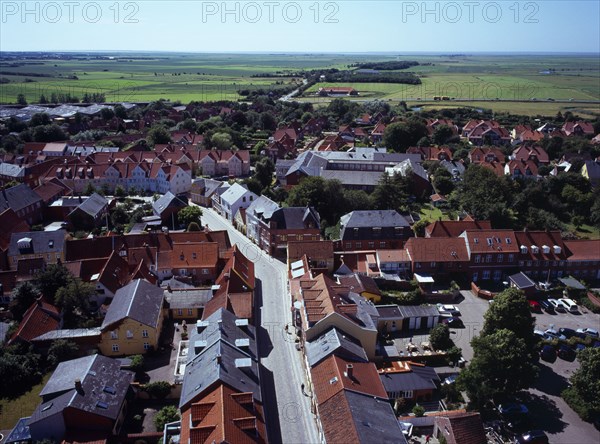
[103,386,116,395]
[96,401,109,409]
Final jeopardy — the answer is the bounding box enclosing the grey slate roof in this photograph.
[0,183,42,213]
[8,230,66,257]
[345,390,407,444]
[71,193,108,218]
[509,272,536,289]
[101,279,164,330]
[246,195,280,220]
[380,365,440,393]
[153,191,187,216]
[0,162,25,178]
[180,308,259,408]
[397,305,440,318]
[345,292,379,331]
[192,178,223,197]
[220,183,256,206]
[320,170,384,187]
[30,354,132,425]
[340,210,411,229]
[32,328,102,342]
[270,206,320,229]
[305,328,368,367]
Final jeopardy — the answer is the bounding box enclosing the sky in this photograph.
[1,1,599,53]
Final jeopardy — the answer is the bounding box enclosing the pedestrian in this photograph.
[301,383,305,393]
[425,434,431,443]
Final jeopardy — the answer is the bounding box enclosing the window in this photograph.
[472,272,479,282]
[486,254,492,263]
[112,344,119,352]
[187,309,193,316]
[497,254,503,263]
[356,242,362,248]
[508,254,514,263]
[142,330,149,338]
[380,242,386,248]
[345,243,351,249]
[143,343,151,350]
[192,253,197,259]
[177,309,183,316]
[474,255,481,264]
[368,242,375,248]
[202,268,209,275]
[430,261,437,268]
[126,330,133,339]
[416,262,422,269]
[493,270,502,281]
[400,390,414,399]
[110,331,118,340]
[482,270,491,280]
[505,238,512,244]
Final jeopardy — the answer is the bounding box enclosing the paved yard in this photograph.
[448,290,600,444]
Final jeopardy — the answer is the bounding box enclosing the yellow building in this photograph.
[99,279,165,356]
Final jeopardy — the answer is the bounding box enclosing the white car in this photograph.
[548,298,566,312]
[577,328,599,338]
[437,304,461,316]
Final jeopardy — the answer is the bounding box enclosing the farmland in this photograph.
[0,52,598,117]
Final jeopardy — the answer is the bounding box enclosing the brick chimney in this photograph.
[74,378,83,394]
[345,364,354,379]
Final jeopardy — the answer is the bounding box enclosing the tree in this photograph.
[33,124,67,142]
[54,279,95,328]
[177,205,203,228]
[372,172,410,212]
[83,182,96,196]
[432,124,455,145]
[563,348,600,421]
[35,264,72,301]
[145,381,172,399]
[253,157,275,189]
[17,93,27,105]
[10,281,39,321]
[154,405,180,432]
[115,185,126,197]
[0,347,43,398]
[211,132,233,150]
[429,324,452,351]
[47,340,80,368]
[111,206,129,230]
[243,177,263,196]
[187,222,201,231]
[383,119,428,152]
[458,329,539,407]
[147,125,172,147]
[286,177,345,226]
[481,288,537,358]
[433,174,455,196]
[129,354,145,373]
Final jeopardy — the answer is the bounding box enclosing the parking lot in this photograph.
[449,291,600,444]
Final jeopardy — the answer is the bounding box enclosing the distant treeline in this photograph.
[0,71,54,78]
[351,61,420,70]
[323,70,421,85]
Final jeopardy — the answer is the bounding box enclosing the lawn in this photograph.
[419,205,446,223]
[0,372,50,429]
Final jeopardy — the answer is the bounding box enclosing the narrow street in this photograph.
[200,207,320,444]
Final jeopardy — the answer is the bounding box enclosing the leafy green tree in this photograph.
[253,157,275,189]
[114,185,126,197]
[154,405,180,431]
[147,125,172,147]
[35,264,72,301]
[456,165,512,227]
[253,140,267,155]
[47,340,80,368]
[177,205,203,227]
[383,119,428,152]
[0,346,43,398]
[432,124,455,145]
[54,279,95,328]
[129,354,145,373]
[372,172,410,212]
[286,177,345,226]
[342,189,373,212]
[481,288,537,357]
[145,381,172,399]
[243,177,263,196]
[562,348,600,421]
[211,132,233,150]
[29,113,51,127]
[111,206,129,230]
[83,182,96,196]
[458,329,538,407]
[33,124,67,142]
[17,93,27,105]
[433,173,454,196]
[9,281,39,321]
[429,324,453,351]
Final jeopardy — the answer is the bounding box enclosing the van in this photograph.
[559,298,578,313]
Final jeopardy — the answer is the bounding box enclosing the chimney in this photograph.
[216,354,222,365]
[345,364,354,379]
[74,378,83,394]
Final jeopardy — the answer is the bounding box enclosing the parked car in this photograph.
[534,330,552,341]
[528,300,541,313]
[558,327,577,339]
[441,317,464,328]
[442,375,458,385]
[540,345,557,362]
[577,327,599,338]
[498,403,529,416]
[437,304,461,316]
[574,343,587,352]
[514,430,549,444]
[558,344,576,361]
[538,299,554,313]
[548,298,566,312]
[559,298,579,313]
[544,328,566,340]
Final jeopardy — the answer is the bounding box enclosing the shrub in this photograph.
[430,324,453,351]
[154,405,180,432]
[144,381,172,399]
[129,354,145,373]
[412,405,425,417]
[562,387,593,422]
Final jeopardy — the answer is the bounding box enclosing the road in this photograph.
[279,79,308,102]
[200,207,320,444]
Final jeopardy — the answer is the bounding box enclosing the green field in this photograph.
[0,372,50,429]
[1,53,599,116]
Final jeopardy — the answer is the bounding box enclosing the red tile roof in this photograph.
[9,299,60,344]
[435,411,487,444]
[463,230,520,254]
[425,220,492,238]
[564,240,600,261]
[405,237,469,263]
